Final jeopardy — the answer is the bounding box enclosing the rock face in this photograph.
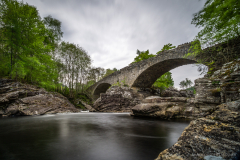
[160,87,194,98]
[155,60,240,160]
[0,79,79,117]
[93,86,152,112]
[132,77,221,119]
[156,100,240,160]
[210,59,240,103]
[132,96,219,119]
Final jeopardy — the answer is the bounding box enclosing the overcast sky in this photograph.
[24,0,206,89]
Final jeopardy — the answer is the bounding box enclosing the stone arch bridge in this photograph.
[87,42,197,100]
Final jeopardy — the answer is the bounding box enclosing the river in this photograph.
[0,113,189,160]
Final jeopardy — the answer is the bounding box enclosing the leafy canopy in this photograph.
[103,68,118,78]
[132,44,175,90]
[152,72,174,90]
[0,0,60,87]
[192,0,240,46]
[179,78,193,89]
[133,50,155,63]
[184,0,240,74]
[156,43,176,54]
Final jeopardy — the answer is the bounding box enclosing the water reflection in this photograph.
[0,113,189,160]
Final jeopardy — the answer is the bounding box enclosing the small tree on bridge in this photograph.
[132,44,176,92]
[156,43,176,54]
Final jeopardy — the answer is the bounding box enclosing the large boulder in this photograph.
[160,87,181,97]
[156,99,240,160]
[93,86,152,112]
[161,87,194,98]
[132,96,218,119]
[0,79,79,117]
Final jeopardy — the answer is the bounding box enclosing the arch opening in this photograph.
[93,83,111,99]
[132,58,197,88]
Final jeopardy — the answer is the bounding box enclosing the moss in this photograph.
[77,94,92,105]
[210,88,221,97]
[211,116,220,120]
[221,81,240,87]
[212,80,220,85]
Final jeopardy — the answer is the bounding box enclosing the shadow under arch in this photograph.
[132,58,197,88]
[93,83,111,100]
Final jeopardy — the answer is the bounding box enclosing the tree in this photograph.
[103,68,118,78]
[131,46,175,90]
[156,43,176,54]
[58,41,91,97]
[179,80,186,89]
[184,0,240,75]
[185,78,193,88]
[133,49,155,63]
[179,78,193,89]
[0,0,60,87]
[0,0,98,105]
[152,72,174,91]
[191,0,240,46]
[87,67,105,82]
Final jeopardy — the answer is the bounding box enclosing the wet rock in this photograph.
[156,100,240,160]
[132,96,219,119]
[160,87,181,97]
[194,77,221,104]
[93,86,151,112]
[179,90,194,97]
[0,79,79,117]
[210,59,240,103]
[160,87,194,98]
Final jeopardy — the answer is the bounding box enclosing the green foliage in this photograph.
[0,0,60,87]
[112,81,121,87]
[179,78,193,89]
[88,67,105,82]
[186,86,196,94]
[43,15,63,47]
[78,94,92,105]
[133,50,155,63]
[56,41,91,97]
[156,43,176,54]
[186,0,240,61]
[210,88,221,97]
[184,40,202,58]
[131,44,175,91]
[211,80,220,85]
[103,68,118,78]
[191,0,240,46]
[152,72,174,91]
[0,0,95,105]
[111,78,128,87]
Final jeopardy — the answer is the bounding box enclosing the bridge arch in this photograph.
[86,42,199,100]
[132,58,197,88]
[93,83,111,99]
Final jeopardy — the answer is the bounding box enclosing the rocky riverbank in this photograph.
[156,99,240,160]
[154,59,240,159]
[131,96,219,119]
[0,79,79,117]
[93,86,152,112]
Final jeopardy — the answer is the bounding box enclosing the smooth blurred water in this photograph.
[0,113,189,160]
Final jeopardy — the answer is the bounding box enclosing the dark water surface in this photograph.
[0,113,189,160]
